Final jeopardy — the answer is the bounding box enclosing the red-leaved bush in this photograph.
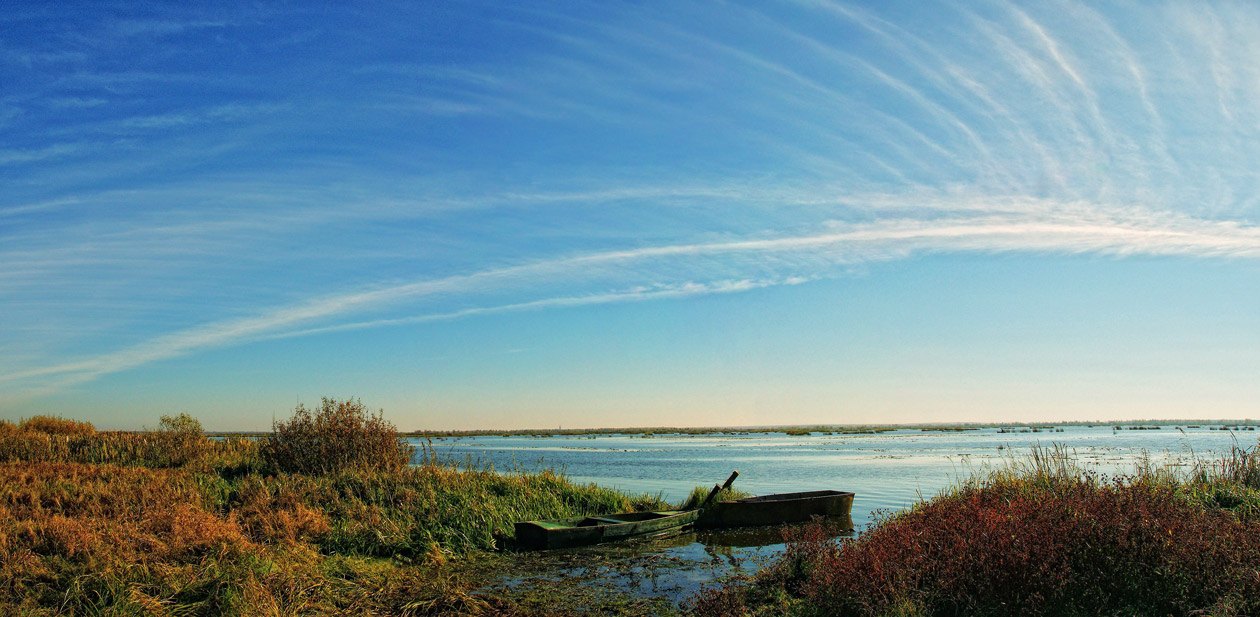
[692,477,1260,616]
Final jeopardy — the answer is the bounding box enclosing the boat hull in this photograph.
[514,510,700,550]
[700,490,854,528]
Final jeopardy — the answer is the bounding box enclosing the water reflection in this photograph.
[491,519,857,606]
[698,515,854,548]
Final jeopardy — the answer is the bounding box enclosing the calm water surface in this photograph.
[421,425,1254,528]
[416,425,1257,603]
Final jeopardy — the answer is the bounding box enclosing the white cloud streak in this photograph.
[268,278,802,340]
[5,201,1259,396]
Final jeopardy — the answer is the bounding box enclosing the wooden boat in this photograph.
[700,490,854,528]
[513,510,700,550]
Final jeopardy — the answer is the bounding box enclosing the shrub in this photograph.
[260,398,416,475]
[159,411,204,435]
[150,412,213,467]
[19,415,94,435]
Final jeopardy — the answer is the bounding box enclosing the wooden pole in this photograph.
[700,470,740,508]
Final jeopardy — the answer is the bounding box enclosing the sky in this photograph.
[2,1,1259,430]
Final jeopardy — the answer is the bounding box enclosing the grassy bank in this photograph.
[0,404,672,616]
[689,444,1260,617]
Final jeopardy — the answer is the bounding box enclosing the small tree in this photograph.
[260,398,415,475]
[150,412,209,467]
[158,412,203,435]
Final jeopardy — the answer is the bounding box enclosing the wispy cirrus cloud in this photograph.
[0,142,95,166]
[109,19,229,38]
[4,0,1260,419]
[5,197,1258,398]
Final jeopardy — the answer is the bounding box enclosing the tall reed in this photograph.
[0,428,249,469]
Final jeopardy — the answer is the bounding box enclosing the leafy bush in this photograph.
[18,415,95,435]
[159,412,204,435]
[152,411,213,467]
[260,398,416,475]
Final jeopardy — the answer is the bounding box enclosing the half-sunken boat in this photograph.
[513,510,700,550]
[700,490,854,528]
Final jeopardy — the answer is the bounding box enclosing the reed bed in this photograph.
[690,442,1260,617]
[16,415,96,435]
[0,427,256,469]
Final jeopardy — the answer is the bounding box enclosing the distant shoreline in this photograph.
[202,418,1259,439]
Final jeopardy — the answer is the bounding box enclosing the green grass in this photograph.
[214,463,663,557]
[676,485,752,510]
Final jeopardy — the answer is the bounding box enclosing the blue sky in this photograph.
[2,1,1258,430]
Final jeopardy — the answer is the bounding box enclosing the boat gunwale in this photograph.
[518,509,693,530]
[724,489,854,505]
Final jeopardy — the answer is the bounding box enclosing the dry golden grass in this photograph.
[0,463,245,559]
[229,474,332,545]
[0,461,511,616]
[0,461,264,614]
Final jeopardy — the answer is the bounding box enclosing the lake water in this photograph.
[421,424,1255,528]
[417,424,1259,604]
